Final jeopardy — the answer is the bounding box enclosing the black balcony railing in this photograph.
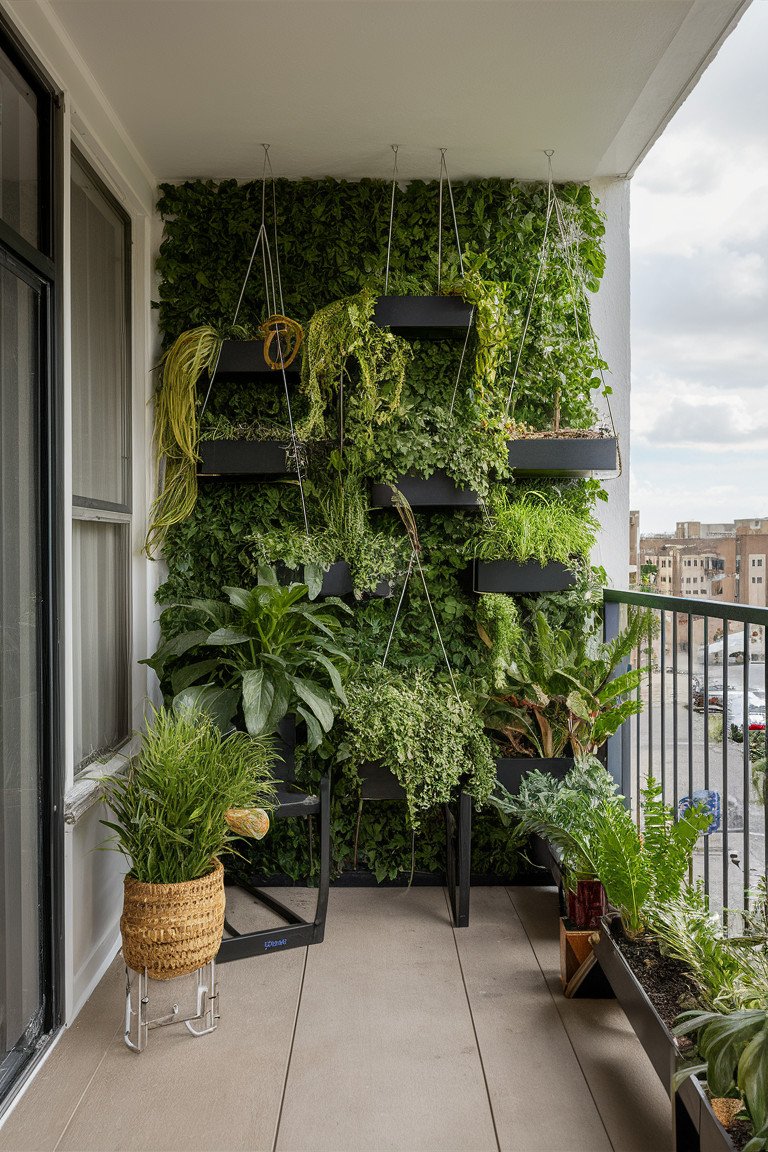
[604,588,768,927]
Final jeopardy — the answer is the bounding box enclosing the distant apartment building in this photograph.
[637,517,768,607]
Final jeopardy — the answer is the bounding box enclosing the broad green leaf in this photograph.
[303,564,324,601]
[242,668,275,736]
[206,627,251,645]
[170,658,221,695]
[296,705,324,752]
[173,684,239,731]
[288,676,335,732]
[139,628,209,673]
[312,652,347,704]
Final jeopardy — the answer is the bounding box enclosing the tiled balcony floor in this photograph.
[0,886,671,1152]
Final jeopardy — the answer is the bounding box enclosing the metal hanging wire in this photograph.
[384,144,399,294]
[200,145,309,532]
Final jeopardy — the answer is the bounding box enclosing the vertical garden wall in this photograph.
[152,176,613,882]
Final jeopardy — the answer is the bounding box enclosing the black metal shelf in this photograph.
[202,339,302,384]
[472,559,576,594]
[370,470,482,508]
[372,295,473,340]
[507,435,617,476]
[197,439,293,478]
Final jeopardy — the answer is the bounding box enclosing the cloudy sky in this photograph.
[630,0,768,534]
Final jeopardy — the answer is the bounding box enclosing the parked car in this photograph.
[727,692,766,739]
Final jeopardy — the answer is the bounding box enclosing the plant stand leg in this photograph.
[185,960,219,1037]
[124,967,150,1053]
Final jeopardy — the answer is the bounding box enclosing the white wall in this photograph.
[589,177,631,592]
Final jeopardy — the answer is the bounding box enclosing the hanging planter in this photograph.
[197,439,293,478]
[507,434,618,476]
[472,558,576,594]
[201,338,301,384]
[372,295,474,340]
[495,756,573,795]
[371,471,482,509]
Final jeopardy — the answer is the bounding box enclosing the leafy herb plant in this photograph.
[142,567,352,750]
[474,482,601,567]
[100,706,277,884]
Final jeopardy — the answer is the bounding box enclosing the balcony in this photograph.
[0,886,670,1152]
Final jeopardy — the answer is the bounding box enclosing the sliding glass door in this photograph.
[0,27,59,1104]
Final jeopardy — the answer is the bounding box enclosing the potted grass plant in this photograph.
[101,706,276,980]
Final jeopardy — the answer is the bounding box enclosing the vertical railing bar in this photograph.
[635,638,642,826]
[688,612,694,886]
[660,612,666,799]
[703,615,710,897]
[722,623,729,925]
[672,611,679,813]
[764,626,767,898]
[647,615,654,782]
[742,622,750,916]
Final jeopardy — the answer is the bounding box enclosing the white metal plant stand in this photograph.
[123,960,219,1053]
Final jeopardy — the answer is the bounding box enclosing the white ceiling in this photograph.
[49,0,748,182]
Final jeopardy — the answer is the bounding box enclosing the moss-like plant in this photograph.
[336,666,496,828]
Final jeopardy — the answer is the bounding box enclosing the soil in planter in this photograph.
[610,920,700,1050]
[727,1116,754,1151]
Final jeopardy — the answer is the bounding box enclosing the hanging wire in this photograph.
[437,148,465,292]
[200,145,310,532]
[505,150,555,415]
[384,145,399,294]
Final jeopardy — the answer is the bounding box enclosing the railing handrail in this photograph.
[604,587,768,628]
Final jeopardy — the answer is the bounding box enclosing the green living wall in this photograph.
[153,176,609,882]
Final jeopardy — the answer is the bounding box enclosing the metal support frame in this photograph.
[217,775,331,963]
[124,960,219,1053]
[446,793,472,927]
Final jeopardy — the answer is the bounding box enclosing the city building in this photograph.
[638,518,768,607]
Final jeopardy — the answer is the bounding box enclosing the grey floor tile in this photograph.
[507,887,672,1152]
[0,955,124,1152]
[275,887,498,1152]
[453,886,613,1152]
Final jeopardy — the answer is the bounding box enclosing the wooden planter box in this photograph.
[675,1074,738,1152]
[370,471,482,508]
[507,436,618,476]
[202,339,301,384]
[372,295,473,340]
[472,559,576,594]
[593,915,681,1094]
[198,439,292,477]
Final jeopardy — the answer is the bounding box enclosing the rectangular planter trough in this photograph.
[472,559,576,594]
[359,760,407,801]
[277,561,354,598]
[495,756,573,795]
[372,295,474,340]
[198,439,292,477]
[675,1074,738,1152]
[507,436,618,476]
[593,915,681,1095]
[202,339,301,384]
[370,470,482,508]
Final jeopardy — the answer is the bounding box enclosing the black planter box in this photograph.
[203,339,301,384]
[675,1074,738,1152]
[593,915,681,1094]
[372,295,474,340]
[472,558,576,594]
[507,436,618,476]
[359,760,407,800]
[198,439,292,477]
[370,471,481,508]
[278,560,354,598]
[495,756,574,795]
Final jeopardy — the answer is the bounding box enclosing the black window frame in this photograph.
[0,10,64,1112]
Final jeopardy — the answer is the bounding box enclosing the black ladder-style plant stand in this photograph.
[358,762,470,927]
[217,723,330,963]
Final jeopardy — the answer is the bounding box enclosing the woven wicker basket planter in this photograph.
[121,860,225,980]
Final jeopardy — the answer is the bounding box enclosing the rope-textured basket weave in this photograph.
[121,860,225,980]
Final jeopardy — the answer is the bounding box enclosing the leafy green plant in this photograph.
[481,608,645,758]
[493,762,711,934]
[100,706,277,884]
[474,482,600,567]
[142,567,352,750]
[674,1010,768,1151]
[336,666,496,828]
[245,453,408,598]
[300,287,411,446]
